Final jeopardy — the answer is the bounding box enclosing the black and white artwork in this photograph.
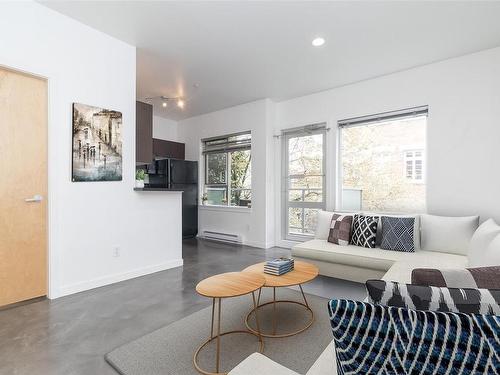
[72,103,122,182]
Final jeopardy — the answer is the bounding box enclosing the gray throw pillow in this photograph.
[411,266,500,289]
[380,216,415,252]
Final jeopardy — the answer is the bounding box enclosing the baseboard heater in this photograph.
[202,230,242,244]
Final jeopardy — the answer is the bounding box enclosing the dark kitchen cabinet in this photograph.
[136,101,153,164]
[153,138,185,160]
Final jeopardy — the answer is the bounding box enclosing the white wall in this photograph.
[274,46,500,246]
[153,115,178,141]
[0,2,183,298]
[178,99,275,248]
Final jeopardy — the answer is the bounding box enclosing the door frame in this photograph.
[1,64,52,300]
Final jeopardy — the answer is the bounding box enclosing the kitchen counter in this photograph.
[133,187,184,192]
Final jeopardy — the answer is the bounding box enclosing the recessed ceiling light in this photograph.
[162,101,168,108]
[177,98,185,109]
[312,37,325,47]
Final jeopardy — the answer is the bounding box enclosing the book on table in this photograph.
[264,264,292,272]
[266,257,294,268]
[264,258,294,275]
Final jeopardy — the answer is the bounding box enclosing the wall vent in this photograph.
[202,230,242,244]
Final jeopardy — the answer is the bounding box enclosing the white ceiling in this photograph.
[41,1,500,121]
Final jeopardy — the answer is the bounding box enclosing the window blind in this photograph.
[280,122,326,136]
[338,106,428,128]
[202,131,251,154]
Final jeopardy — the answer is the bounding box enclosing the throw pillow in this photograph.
[375,214,421,250]
[412,266,500,289]
[351,214,378,248]
[380,216,415,252]
[328,299,500,375]
[468,218,500,267]
[327,214,353,246]
[420,214,479,255]
[366,279,500,315]
[314,210,334,240]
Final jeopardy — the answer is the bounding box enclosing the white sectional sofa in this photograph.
[229,212,481,375]
[292,211,478,284]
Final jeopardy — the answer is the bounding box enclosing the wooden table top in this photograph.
[196,271,266,298]
[242,261,319,287]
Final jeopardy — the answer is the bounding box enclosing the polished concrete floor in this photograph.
[0,239,366,375]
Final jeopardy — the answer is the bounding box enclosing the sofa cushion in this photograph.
[366,279,500,314]
[351,214,379,248]
[382,256,468,284]
[328,214,353,246]
[305,340,336,375]
[228,353,300,375]
[380,216,415,252]
[292,239,467,275]
[229,343,339,375]
[328,299,500,375]
[420,214,479,255]
[468,219,500,267]
[411,266,500,288]
[314,210,333,240]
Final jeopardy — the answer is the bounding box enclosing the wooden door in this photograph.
[0,67,47,307]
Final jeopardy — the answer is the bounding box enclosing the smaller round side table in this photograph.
[194,271,265,375]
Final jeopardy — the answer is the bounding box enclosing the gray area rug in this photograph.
[106,288,333,375]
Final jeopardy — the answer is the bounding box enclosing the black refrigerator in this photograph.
[168,159,198,239]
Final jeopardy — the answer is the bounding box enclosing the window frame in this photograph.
[202,131,252,207]
[337,106,428,213]
[281,125,327,241]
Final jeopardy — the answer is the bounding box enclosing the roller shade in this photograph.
[202,131,251,154]
[280,122,326,136]
[338,106,428,128]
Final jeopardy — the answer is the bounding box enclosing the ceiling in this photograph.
[41,1,500,121]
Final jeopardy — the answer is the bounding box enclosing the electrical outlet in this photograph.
[113,246,120,258]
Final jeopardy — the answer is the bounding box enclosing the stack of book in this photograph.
[264,257,294,276]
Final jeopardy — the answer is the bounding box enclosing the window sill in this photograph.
[285,234,314,243]
[199,205,252,213]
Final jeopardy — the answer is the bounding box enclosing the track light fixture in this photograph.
[145,95,185,110]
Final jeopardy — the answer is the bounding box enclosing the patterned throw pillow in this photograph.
[351,214,378,248]
[328,299,500,375]
[411,266,500,289]
[380,216,415,252]
[327,214,353,246]
[366,279,500,315]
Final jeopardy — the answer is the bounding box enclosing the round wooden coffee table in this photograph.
[194,271,266,375]
[242,260,319,338]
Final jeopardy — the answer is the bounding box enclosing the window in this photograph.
[339,106,427,213]
[404,150,424,182]
[202,132,252,207]
[282,124,326,239]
